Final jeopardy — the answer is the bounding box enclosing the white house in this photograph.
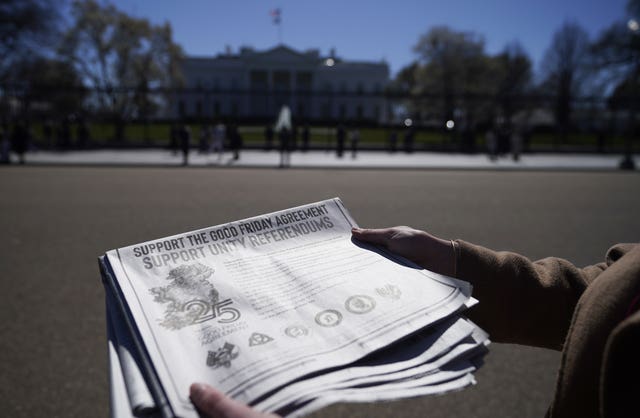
[173,45,390,122]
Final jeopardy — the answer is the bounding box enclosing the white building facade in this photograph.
[173,45,390,122]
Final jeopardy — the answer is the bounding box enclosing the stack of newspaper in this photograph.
[101,198,489,418]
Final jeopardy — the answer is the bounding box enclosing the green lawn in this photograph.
[25,121,635,151]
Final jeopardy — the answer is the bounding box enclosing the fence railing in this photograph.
[1,86,638,154]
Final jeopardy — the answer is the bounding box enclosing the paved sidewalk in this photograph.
[8,149,640,170]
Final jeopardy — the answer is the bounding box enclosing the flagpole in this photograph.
[270,8,283,45]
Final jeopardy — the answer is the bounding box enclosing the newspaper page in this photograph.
[253,317,484,413]
[107,314,136,418]
[106,292,156,417]
[104,198,473,417]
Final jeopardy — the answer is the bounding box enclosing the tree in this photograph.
[59,0,183,122]
[0,0,61,81]
[540,20,592,134]
[492,42,533,122]
[411,26,492,126]
[390,61,419,94]
[592,0,640,106]
[19,57,86,117]
[388,61,419,123]
[591,0,640,167]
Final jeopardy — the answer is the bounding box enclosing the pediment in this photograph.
[245,45,318,66]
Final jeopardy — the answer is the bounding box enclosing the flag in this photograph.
[270,8,281,25]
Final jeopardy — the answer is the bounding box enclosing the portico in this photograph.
[174,45,389,122]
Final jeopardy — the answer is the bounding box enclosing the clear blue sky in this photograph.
[107,0,628,77]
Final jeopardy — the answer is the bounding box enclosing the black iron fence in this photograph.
[1,86,639,155]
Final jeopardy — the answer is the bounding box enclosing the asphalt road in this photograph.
[1,166,639,418]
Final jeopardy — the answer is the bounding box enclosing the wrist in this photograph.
[435,237,456,277]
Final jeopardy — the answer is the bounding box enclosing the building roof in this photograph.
[183,44,388,73]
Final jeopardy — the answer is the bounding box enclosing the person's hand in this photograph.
[190,383,280,418]
[351,226,457,277]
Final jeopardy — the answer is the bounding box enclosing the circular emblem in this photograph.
[345,295,376,314]
[284,325,310,338]
[315,309,343,327]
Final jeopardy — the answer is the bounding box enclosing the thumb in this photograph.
[190,383,247,418]
[190,383,280,418]
[190,383,227,417]
[351,227,394,246]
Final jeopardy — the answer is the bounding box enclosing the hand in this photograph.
[190,383,280,418]
[351,226,456,277]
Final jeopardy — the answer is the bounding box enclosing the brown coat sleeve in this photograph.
[452,241,632,350]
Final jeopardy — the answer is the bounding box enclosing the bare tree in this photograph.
[0,0,61,81]
[591,0,640,167]
[493,42,532,122]
[412,26,490,125]
[540,20,592,137]
[59,0,183,125]
[592,0,640,101]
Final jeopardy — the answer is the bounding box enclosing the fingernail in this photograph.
[351,227,362,233]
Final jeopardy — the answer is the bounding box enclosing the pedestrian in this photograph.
[349,127,360,159]
[199,124,211,153]
[403,126,415,153]
[336,124,345,158]
[497,123,511,156]
[211,122,226,163]
[290,125,297,151]
[57,117,71,150]
[264,125,274,151]
[278,126,291,168]
[229,124,242,161]
[486,128,498,161]
[77,118,90,149]
[301,125,310,152]
[596,126,606,154]
[274,105,293,167]
[0,122,10,164]
[11,121,29,164]
[511,130,523,162]
[43,119,54,149]
[170,124,179,155]
[388,130,397,153]
[180,124,191,166]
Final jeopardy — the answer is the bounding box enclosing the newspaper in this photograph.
[101,197,488,417]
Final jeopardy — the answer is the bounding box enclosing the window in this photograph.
[273,71,291,91]
[296,72,312,92]
[250,70,268,91]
